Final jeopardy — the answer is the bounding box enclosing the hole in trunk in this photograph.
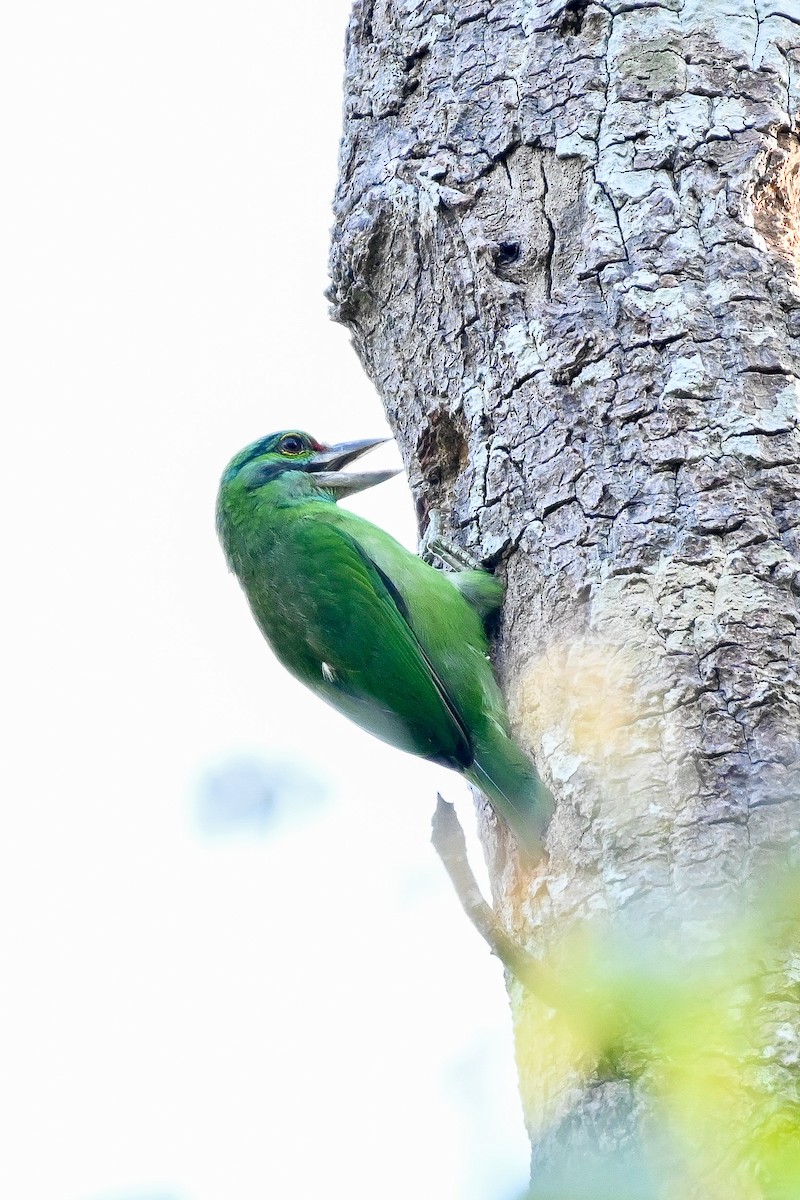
[557,0,589,36]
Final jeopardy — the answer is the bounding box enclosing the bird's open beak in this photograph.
[310,437,401,497]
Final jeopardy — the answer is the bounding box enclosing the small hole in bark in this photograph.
[416,408,468,525]
[404,47,429,68]
[417,410,468,481]
[495,240,522,268]
[557,0,588,35]
[403,45,428,98]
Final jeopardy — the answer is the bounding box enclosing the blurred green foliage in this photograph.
[516,867,800,1199]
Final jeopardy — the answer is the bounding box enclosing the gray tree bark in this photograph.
[330,0,800,1190]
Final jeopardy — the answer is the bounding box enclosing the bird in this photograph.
[216,429,554,856]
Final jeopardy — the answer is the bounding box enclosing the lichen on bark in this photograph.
[330,0,800,1185]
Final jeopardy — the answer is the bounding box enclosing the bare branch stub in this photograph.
[430,794,558,1004]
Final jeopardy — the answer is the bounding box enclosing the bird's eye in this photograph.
[279,434,307,456]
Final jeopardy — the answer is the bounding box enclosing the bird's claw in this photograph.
[420,511,483,572]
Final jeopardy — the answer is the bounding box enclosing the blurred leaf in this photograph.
[517,866,800,1199]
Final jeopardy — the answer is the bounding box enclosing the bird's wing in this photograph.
[284,518,474,768]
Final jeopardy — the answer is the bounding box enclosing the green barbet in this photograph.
[216,430,553,855]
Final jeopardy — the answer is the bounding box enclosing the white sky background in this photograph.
[2,5,529,1199]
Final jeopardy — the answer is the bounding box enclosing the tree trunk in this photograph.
[330,0,800,1190]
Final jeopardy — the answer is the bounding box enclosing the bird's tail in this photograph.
[466,733,554,859]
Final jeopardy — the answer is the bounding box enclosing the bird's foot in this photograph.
[420,511,483,572]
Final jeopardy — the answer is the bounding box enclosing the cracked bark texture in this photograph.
[329,0,800,1186]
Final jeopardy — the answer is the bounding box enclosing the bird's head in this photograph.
[219,430,400,505]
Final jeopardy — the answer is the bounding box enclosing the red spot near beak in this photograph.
[310,438,326,451]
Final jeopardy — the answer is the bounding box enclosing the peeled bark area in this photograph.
[330,0,800,1181]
